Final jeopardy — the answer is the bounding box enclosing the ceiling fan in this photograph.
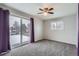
[37,7,54,16]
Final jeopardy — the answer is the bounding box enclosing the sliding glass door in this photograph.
[9,15,31,48]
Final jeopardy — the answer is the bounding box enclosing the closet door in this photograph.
[21,19,31,44]
[9,15,21,48]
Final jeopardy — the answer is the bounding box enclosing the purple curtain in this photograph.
[30,18,35,43]
[0,8,10,54]
[78,3,79,56]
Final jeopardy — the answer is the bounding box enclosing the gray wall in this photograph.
[43,15,78,46]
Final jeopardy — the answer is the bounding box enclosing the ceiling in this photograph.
[4,3,77,20]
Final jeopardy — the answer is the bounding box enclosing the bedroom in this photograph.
[0,3,78,56]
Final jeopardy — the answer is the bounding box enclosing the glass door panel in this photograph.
[9,16,21,48]
[22,19,31,43]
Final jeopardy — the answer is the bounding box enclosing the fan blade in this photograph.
[49,8,54,11]
[48,12,54,14]
[39,8,44,11]
[37,12,43,14]
[44,8,49,10]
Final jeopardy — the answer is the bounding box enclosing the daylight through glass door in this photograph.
[9,15,31,49]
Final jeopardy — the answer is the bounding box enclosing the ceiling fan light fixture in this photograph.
[43,12,48,16]
[38,5,54,16]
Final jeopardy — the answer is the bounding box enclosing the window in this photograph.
[51,21,64,30]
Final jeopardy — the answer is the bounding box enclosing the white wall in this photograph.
[34,18,43,41]
[43,15,78,46]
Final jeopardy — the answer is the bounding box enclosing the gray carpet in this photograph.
[4,40,77,56]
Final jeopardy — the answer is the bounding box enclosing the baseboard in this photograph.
[43,39,76,47]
